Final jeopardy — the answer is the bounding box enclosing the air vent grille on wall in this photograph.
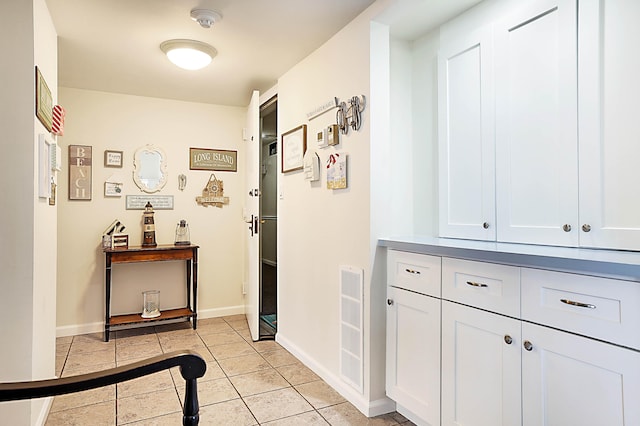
[339,265,364,393]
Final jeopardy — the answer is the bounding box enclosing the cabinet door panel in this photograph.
[522,322,640,426]
[438,25,495,240]
[579,0,640,250]
[386,287,441,426]
[495,0,578,246]
[442,301,521,426]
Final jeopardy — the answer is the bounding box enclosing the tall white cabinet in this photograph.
[578,0,640,250]
[438,24,495,240]
[438,0,640,250]
[494,0,578,246]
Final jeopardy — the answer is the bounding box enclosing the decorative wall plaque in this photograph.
[189,148,237,172]
[196,174,229,208]
[126,195,174,210]
[69,145,92,200]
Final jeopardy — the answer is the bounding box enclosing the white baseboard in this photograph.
[198,305,245,319]
[56,305,246,337]
[33,396,53,426]
[276,333,395,418]
[56,321,103,337]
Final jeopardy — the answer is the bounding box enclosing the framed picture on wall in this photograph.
[35,66,53,132]
[104,150,123,168]
[281,124,307,173]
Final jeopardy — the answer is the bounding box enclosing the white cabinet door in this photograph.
[441,301,521,426]
[438,25,495,240]
[386,287,440,426]
[522,322,640,426]
[578,0,640,250]
[495,0,579,246]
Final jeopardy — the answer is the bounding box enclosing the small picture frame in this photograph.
[104,150,123,168]
[281,124,307,173]
[35,67,53,132]
[104,182,123,197]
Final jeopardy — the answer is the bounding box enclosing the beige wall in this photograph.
[0,0,58,423]
[56,88,246,334]
[276,1,394,416]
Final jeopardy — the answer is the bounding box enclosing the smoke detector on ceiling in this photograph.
[190,8,222,29]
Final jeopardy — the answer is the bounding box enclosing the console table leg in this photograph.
[105,254,112,342]
[192,248,198,330]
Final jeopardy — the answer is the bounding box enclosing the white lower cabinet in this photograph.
[386,286,441,426]
[441,300,521,426]
[386,250,640,426]
[442,301,640,426]
[522,322,640,426]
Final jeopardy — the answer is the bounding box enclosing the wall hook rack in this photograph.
[336,95,366,135]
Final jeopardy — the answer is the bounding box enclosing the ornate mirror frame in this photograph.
[133,145,168,193]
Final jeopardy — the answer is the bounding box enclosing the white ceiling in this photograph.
[45,0,481,107]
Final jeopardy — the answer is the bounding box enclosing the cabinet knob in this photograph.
[504,335,513,345]
[562,224,572,232]
[523,340,533,351]
[387,299,394,306]
[483,222,490,229]
[582,224,591,232]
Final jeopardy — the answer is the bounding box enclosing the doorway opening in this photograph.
[259,95,277,339]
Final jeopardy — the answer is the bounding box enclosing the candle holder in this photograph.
[141,290,160,318]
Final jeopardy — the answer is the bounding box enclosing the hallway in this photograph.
[47,316,413,425]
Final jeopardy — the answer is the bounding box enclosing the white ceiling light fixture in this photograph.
[160,39,217,70]
[190,8,223,29]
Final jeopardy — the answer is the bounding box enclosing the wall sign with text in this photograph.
[189,148,237,172]
[69,145,92,200]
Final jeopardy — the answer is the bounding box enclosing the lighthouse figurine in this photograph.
[142,202,157,247]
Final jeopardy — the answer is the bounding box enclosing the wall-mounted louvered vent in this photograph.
[339,265,364,393]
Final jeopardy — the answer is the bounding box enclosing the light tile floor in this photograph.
[47,315,415,425]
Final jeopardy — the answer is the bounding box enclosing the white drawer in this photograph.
[442,258,521,317]
[387,250,441,297]
[521,268,640,350]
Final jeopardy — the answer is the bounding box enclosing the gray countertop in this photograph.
[379,236,640,282]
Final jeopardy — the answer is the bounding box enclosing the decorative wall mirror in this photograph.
[133,145,167,193]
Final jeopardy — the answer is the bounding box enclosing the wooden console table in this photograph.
[103,244,199,342]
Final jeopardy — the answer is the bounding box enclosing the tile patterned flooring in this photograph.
[47,315,415,425]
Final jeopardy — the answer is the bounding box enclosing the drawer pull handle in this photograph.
[560,299,596,309]
[387,299,394,306]
[523,340,534,351]
[405,269,421,275]
[504,335,513,345]
[466,281,488,288]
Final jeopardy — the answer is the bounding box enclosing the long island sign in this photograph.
[189,148,237,172]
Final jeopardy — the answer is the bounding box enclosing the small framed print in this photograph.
[104,150,123,168]
[104,182,123,197]
[282,124,307,173]
[35,67,53,132]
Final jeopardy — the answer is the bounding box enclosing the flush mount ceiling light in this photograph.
[160,39,217,70]
[190,8,223,29]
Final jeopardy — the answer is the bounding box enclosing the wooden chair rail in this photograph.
[0,350,207,426]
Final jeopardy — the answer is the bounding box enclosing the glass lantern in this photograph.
[141,290,160,318]
[174,219,191,245]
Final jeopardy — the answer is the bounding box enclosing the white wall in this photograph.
[0,0,58,423]
[276,1,394,415]
[409,29,440,235]
[56,88,246,335]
